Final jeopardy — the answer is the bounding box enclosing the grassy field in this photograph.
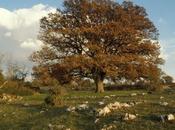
[0,88,175,130]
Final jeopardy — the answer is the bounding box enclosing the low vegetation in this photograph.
[0,87,175,130]
[0,0,174,130]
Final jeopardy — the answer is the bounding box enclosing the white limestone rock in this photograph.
[167,114,175,121]
[97,106,111,116]
[130,93,137,96]
[160,102,168,106]
[98,101,105,106]
[123,113,137,121]
[77,104,89,110]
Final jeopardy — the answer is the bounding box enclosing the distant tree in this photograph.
[32,66,59,87]
[0,70,4,84]
[31,0,163,92]
[162,75,174,84]
[0,53,4,84]
[6,62,28,81]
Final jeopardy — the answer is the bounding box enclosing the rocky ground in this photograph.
[0,88,175,130]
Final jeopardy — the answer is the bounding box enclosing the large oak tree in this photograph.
[31,0,163,92]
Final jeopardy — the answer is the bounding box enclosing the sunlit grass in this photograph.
[0,88,175,130]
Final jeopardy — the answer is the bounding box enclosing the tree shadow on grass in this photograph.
[0,101,95,130]
[141,105,175,123]
[19,107,95,130]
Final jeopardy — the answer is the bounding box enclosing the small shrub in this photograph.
[44,95,54,106]
[0,80,34,96]
[45,95,64,106]
[71,80,95,91]
[148,82,163,91]
[50,86,67,96]
[45,86,67,107]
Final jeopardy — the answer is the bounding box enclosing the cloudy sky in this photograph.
[0,0,175,79]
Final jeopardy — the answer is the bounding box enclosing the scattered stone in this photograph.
[160,114,175,122]
[107,102,131,111]
[84,101,89,104]
[110,95,116,97]
[48,124,69,130]
[55,125,65,129]
[104,96,110,99]
[77,104,89,110]
[113,120,117,123]
[97,106,111,116]
[23,103,29,107]
[135,101,142,105]
[142,100,147,103]
[97,101,132,116]
[128,102,135,106]
[67,106,76,112]
[123,113,137,121]
[128,101,142,106]
[130,93,137,96]
[101,124,117,130]
[48,123,53,128]
[160,102,168,106]
[167,114,175,121]
[95,118,99,124]
[160,115,166,123]
[12,112,16,115]
[160,96,164,99]
[0,93,23,103]
[67,104,89,112]
[40,110,45,114]
[142,93,147,96]
[3,114,6,117]
[98,101,105,106]
[121,103,131,108]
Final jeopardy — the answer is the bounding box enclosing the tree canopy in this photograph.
[31,0,163,92]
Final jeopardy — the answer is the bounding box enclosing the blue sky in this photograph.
[0,0,63,10]
[0,0,175,79]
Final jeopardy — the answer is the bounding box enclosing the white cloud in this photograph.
[159,40,169,60]
[0,4,56,50]
[160,50,169,60]
[0,4,56,30]
[0,3,56,50]
[159,38,175,79]
[0,4,56,74]
[4,32,12,37]
[20,39,43,50]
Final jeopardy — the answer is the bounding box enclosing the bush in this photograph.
[148,81,163,91]
[50,86,67,96]
[45,95,64,106]
[70,80,95,91]
[45,86,67,107]
[0,70,4,85]
[44,95,54,106]
[0,81,35,96]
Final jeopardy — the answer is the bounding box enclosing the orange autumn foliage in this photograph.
[31,0,163,92]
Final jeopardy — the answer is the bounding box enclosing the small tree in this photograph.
[32,66,59,87]
[0,53,4,84]
[31,0,163,92]
[0,70,4,84]
[162,75,174,84]
[6,62,28,81]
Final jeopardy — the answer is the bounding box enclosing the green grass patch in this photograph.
[0,88,175,130]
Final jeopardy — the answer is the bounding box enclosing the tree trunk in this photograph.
[95,78,104,93]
